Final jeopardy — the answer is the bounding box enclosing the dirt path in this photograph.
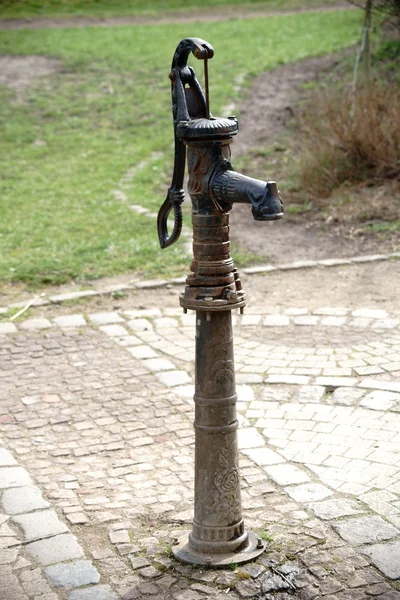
[0,3,353,30]
[229,53,399,263]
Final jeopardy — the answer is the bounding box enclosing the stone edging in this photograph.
[2,251,399,316]
[0,303,399,335]
[0,445,117,599]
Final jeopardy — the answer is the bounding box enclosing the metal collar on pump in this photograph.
[176,116,238,141]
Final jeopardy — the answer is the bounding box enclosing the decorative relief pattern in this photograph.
[211,359,235,388]
[204,437,241,527]
[204,322,234,395]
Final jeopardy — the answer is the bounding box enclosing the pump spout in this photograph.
[210,165,283,221]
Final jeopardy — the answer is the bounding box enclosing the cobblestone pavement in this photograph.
[1,296,400,599]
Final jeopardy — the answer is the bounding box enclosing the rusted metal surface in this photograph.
[157,37,283,566]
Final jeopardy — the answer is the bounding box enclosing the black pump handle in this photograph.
[157,38,214,249]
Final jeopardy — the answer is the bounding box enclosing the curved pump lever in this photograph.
[157,38,214,249]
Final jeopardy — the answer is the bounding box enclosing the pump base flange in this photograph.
[171,530,266,567]
[179,294,246,313]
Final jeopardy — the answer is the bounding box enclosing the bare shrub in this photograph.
[298,81,400,197]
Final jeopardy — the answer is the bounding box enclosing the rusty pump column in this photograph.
[157,38,283,566]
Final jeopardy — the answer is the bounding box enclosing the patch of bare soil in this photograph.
[230,54,400,263]
[0,3,352,30]
[0,55,61,91]
[2,261,399,322]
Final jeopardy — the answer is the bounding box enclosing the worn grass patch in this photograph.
[0,10,361,287]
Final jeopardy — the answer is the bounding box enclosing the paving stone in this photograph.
[263,315,290,327]
[285,260,318,270]
[351,254,388,263]
[294,385,325,404]
[0,467,32,489]
[319,576,344,595]
[238,427,265,449]
[172,590,203,600]
[68,585,118,600]
[240,314,261,326]
[127,345,158,359]
[19,318,52,330]
[0,449,17,467]
[109,530,130,544]
[66,512,89,525]
[0,572,25,597]
[349,317,372,328]
[360,390,399,411]
[312,307,350,316]
[135,279,168,289]
[352,308,388,319]
[0,547,18,564]
[328,387,365,406]
[100,324,129,337]
[284,308,309,316]
[153,317,179,329]
[50,290,98,302]
[142,358,175,372]
[156,370,191,387]
[333,516,399,545]
[242,447,284,466]
[53,314,86,328]
[21,395,41,405]
[42,394,61,404]
[237,385,255,401]
[171,385,195,400]
[265,375,310,385]
[214,571,237,586]
[358,379,400,394]
[2,485,49,514]
[261,572,291,592]
[12,509,68,542]
[45,560,100,587]
[308,499,364,520]
[127,318,153,331]
[318,258,352,266]
[139,565,163,579]
[130,556,150,570]
[320,316,347,327]
[138,582,159,594]
[372,318,399,329]
[293,315,320,326]
[190,570,217,583]
[115,335,142,347]
[92,549,114,560]
[285,483,333,503]
[0,322,17,334]
[242,265,277,274]
[124,308,161,318]
[190,582,214,593]
[236,579,261,597]
[265,464,310,486]
[26,533,84,565]
[240,563,265,578]
[315,377,358,388]
[361,541,400,579]
[89,312,124,325]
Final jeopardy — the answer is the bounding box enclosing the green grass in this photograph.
[258,529,273,542]
[0,9,361,287]
[0,0,345,19]
[367,221,400,233]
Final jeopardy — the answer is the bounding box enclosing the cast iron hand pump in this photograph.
[157,38,283,566]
